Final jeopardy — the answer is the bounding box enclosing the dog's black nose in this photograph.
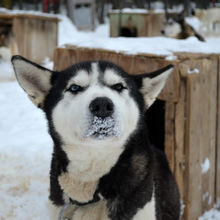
[161,30,165,35]
[89,97,114,118]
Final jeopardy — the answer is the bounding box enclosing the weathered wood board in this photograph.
[216,56,220,206]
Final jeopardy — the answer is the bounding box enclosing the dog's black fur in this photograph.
[12,57,180,220]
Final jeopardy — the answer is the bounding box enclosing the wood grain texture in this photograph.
[183,57,217,220]
[165,102,175,172]
[216,56,220,205]
[12,17,58,63]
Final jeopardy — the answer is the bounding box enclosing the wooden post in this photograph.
[184,57,218,220]
[216,56,220,205]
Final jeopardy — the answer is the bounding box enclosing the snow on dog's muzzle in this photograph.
[84,116,120,140]
[84,97,120,139]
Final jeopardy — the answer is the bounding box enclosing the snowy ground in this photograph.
[0,12,220,219]
[0,82,52,219]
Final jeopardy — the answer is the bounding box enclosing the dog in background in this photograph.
[161,12,205,42]
[12,55,180,220]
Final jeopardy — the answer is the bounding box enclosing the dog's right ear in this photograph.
[11,55,54,108]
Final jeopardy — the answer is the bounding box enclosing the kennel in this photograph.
[53,45,220,220]
[0,9,59,62]
[109,10,165,37]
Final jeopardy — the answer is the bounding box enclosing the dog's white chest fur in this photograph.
[64,143,124,182]
[132,193,156,220]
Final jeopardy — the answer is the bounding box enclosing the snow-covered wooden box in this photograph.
[53,45,220,220]
[0,9,59,62]
[109,9,164,37]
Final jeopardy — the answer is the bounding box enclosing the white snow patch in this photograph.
[110,8,149,14]
[0,7,59,19]
[201,158,210,174]
[203,192,209,201]
[165,55,177,61]
[180,200,185,217]
[199,209,220,220]
[185,16,203,32]
[0,60,15,81]
[187,68,200,74]
[0,82,52,219]
[41,57,54,70]
[56,14,220,57]
[84,116,120,140]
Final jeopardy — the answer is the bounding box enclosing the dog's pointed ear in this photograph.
[135,65,174,108]
[11,55,54,108]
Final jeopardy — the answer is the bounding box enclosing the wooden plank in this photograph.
[185,66,202,220]
[174,68,186,218]
[54,48,79,71]
[216,56,220,205]
[183,57,217,220]
[165,102,175,172]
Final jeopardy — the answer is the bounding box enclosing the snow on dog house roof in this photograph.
[0,8,60,21]
[59,36,220,58]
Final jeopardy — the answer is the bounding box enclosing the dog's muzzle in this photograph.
[84,97,120,139]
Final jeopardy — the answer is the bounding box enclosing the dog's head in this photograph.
[12,56,173,148]
[161,12,184,38]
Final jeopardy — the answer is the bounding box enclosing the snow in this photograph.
[0,82,52,219]
[58,18,220,56]
[84,116,120,139]
[201,158,210,174]
[0,7,59,19]
[187,68,200,74]
[199,209,220,220]
[185,16,203,32]
[57,13,220,57]
[0,60,15,81]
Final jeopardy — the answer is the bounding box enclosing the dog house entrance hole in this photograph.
[145,99,165,151]
[120,27,137,37]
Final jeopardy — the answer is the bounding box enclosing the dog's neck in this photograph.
[62,142,124,182]
[56,142,124,203]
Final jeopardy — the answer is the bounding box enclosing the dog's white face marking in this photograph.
[52,62,139,181]
[52,63,139,147]
[162,18,181,38]
[67,70,90,88]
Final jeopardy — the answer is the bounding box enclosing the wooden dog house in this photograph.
[0,10,59,62]
[53,45,220,220]
[109,10,165,37]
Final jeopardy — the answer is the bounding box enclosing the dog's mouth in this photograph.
[84,116,121,140]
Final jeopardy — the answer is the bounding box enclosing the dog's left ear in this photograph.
[135,65,174,108]
[11,55,54,108]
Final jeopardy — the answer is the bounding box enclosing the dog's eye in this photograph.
[111,83,126,92]
[67,84,83,93]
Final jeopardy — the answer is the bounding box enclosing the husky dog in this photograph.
[12,55,180,220]
[161,12,205,42]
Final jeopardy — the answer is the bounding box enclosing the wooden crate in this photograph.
[109,10,165,37]
[53,46,220,220]
[0,12,59,62]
